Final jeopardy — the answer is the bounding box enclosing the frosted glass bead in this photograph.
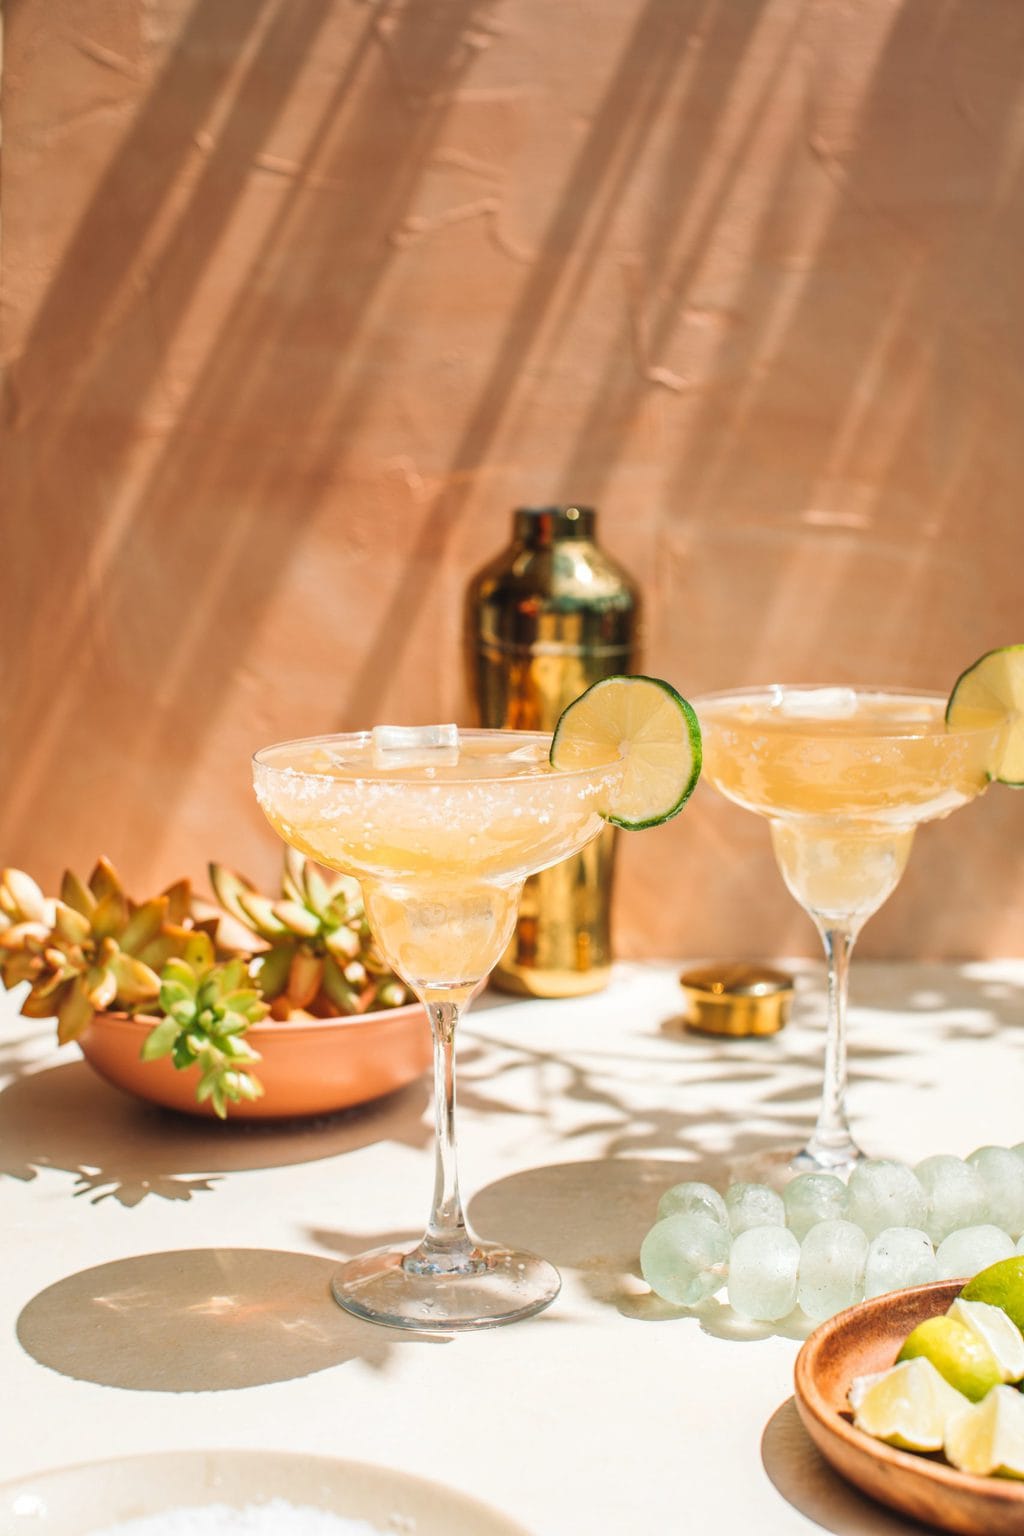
[863,1227,937,1299]
[798,1219,868,1322]
[656,1180,729,1228]
[967,1147,1024,1239]
[727,1225,801,1321]
[915,1155,989,1243]
[845,1159,927,1239]
[640,1213,730,1307]
[935,1225,1015,1281]
[725,1181,786,1236]
[782,1172,849,1241]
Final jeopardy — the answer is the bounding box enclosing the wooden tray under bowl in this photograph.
[794,1278,1024,1535]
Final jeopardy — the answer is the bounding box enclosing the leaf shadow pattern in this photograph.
[464,960,1024,1169]
[0,1055,433,1207]
[15,1248,445,1392]
[305,963,1024,1337]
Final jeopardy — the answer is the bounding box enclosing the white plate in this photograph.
[0,1450,534,1536]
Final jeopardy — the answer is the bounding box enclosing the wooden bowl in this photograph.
[78,1003,432,1119]
[794,1278,1024,1535]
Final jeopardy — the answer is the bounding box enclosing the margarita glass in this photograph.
[695,686,1007,1179]
[252,728,623,1330]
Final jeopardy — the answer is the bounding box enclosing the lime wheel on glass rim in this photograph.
[550,675,702,830]
[946,645,1024,786]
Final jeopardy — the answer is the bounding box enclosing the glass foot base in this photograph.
[730,1139,866,1190]
[331,1242,561,1332]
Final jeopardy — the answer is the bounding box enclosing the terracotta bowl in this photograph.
[77,1003,432,1120]
[794,1278,1024,1535]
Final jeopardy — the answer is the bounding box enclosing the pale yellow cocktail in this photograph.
[253,674,702,1329]
[696,686,1006,1175]
[254,733,619,1000]
[252,728,623,1330]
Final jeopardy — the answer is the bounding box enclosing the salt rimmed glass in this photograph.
[253,729,621,1330]
[694,686,1007,1183]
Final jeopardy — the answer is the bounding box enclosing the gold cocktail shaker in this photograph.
[465,506,641,997]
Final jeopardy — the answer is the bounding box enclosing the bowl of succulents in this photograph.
[0,852,430,1119]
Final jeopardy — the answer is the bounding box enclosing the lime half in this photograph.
[897,1315,1002,1402]
[961,1255,1024,1331]
[946,645,1024,786]
[550,675,701,830]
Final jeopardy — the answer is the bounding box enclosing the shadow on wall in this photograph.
[2,0,501,866]
[564,1,1024,677]
[3,0,1023,922]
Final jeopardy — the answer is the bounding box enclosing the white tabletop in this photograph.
[2,960,1023,1535]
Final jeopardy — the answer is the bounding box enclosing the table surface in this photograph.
[2,958,1023,1535]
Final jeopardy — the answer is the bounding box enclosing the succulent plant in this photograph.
[0,859,198,1044]
[141,932,267,1118]
[209,849,408,1018]
[0,851,411,1116]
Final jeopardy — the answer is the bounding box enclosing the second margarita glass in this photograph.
[695,685,1007,1181]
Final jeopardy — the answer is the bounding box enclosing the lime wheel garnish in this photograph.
[550,675,701,830]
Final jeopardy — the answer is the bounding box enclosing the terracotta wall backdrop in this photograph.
[2,0,1022,960]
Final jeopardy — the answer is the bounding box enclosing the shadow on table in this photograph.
[310,1156,678,1279]
[0,1057,432,1206]
[311,1154,811,1330]
[761,1398,930,1534]
[16,1247,443,1391]
[462,1156,815,1329]
[519,961,1024,1168]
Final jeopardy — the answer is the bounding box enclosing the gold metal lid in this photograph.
[512,505,596,542]
[679,963,794,1037]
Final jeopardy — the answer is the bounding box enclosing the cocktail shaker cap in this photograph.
[513,505,596,542]
[679,963,794,1037]
[467,503,640,660]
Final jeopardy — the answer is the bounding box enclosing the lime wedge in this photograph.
[946,645,1024,786]
[897,1314,1002,1401]
[945,1385,1024,1478]
[550,675,701,830]
[947,1298,1024,1384]
[850,1357,970,1452]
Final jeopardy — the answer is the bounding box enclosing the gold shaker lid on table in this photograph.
[679,962,794,1037]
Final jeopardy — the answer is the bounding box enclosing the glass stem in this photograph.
[806,921,863,1170]
[404,997,483,1275]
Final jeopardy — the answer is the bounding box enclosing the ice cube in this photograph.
[935,1225,1015,1281]
[639,1213,730,1307]
[846,1159,927,1240]
[774,687,857,718]
[656,1180,729,1228]
[725,1181,786,1235]
[728,1225,801,1321]
[783,1172,849,1241]
[967,1147,1024,1240]
[798,1219,868,1321]
[915,1154,989,1243]
[371,723,459,768]
[863,1227,937,1299]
